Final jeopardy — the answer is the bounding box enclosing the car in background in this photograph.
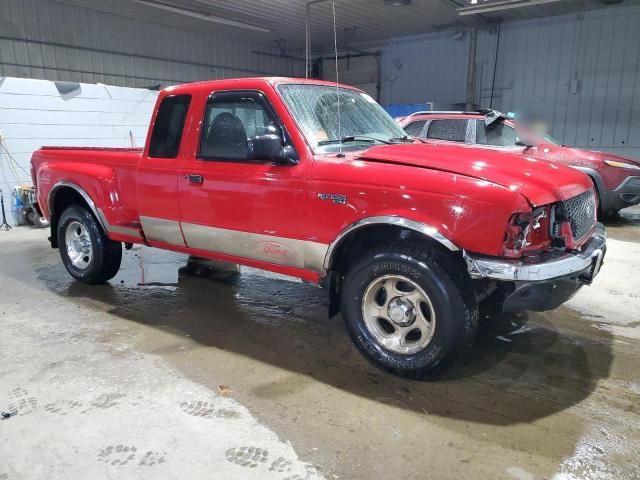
[399,110,640,216]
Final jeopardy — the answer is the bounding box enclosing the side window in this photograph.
[476,120,519,147]
[199,91,279,161]
[426,120,467,143]
[148,95,191,158]
[404,120,427,137]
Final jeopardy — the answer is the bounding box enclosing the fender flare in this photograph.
[322,215,459,270]
[48,181,108,232]
[573,166,606,207]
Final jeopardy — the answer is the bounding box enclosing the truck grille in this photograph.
[563,190,596,241]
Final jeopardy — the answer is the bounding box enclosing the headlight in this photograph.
[502,206,551,258]
[604,159,640,171]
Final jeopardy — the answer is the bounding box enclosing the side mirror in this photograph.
[250,134,297,165]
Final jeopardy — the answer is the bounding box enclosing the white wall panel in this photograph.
[0,77,158,224]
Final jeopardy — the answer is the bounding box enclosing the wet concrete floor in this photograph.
[1,206,639,479]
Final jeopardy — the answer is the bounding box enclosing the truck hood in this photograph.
[356,142,592,206]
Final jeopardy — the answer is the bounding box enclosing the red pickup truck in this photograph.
[32,77,606,378]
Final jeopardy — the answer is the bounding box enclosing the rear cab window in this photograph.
[148,94,191,158]
[425,119,468,143]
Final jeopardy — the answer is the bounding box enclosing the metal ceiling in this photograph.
[55,0,636,51]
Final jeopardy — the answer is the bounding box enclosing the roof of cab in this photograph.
[161,77,362,96]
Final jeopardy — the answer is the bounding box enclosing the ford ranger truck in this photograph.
[31,78,606,379]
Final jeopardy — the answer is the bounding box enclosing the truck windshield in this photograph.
[278,84,409,154]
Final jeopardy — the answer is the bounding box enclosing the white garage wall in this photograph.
[378,3,640,159]
[0,77,158,225]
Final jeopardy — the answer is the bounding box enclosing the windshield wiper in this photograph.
[317,135,392,146]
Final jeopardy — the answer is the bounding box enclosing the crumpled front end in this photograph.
[464,188,605,312]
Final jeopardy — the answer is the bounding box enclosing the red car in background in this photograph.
[399,110,640,216]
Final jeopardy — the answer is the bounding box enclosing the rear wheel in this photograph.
[57,204,122,284]
[340,241,478,379]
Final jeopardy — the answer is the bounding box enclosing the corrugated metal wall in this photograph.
[380,32,470,110]
[475,4,640,158]
[380,3,640,158]
[0,0,303,88]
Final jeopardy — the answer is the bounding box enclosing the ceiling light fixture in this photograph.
[457,0,563,16]
[384,0,412,7]
[129,0,272,32]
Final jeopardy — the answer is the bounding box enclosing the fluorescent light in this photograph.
[457,0,563,16]
[130,0,272,32]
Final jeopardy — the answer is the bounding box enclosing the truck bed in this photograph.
[32,146,144,241]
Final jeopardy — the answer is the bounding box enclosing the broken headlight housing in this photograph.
[502,206,552,258]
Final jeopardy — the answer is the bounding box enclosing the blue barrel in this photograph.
[11,187,25,225]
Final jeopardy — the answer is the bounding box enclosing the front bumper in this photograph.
[464,223,606,311]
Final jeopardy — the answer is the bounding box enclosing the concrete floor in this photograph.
[1,206,639,480]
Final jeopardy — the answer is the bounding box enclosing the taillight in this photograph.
[502,206,552,258]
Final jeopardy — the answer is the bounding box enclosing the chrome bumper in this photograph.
[464,223,606,282]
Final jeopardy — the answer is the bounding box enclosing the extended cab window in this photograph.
[476,120,519,147]
[148,95,191,158]
[404,120,427,137]
[426,119,467,143]
[199,91,278,161]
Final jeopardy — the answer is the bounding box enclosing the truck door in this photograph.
[137,93,191,247]
[177,89,314,271]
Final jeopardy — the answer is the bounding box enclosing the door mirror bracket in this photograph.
[250,134,298,165]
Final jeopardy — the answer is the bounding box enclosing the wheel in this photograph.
[31,208,50,228]
[25,209,35,225]
[340,242,478,379]
[57,204,122,284]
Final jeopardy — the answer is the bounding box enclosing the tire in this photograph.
[32,208,50,228]
[340,241,478,379]
[57,204,122,284]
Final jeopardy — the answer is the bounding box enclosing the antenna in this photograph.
[332,0,342,156]
[305,2,310,78]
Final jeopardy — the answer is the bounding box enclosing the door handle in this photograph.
[185,174,203,184]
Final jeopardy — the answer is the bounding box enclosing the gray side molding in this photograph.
[323,215,459,270]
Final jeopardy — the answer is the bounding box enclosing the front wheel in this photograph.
[340,242,478,379]
[57,204,122,284]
